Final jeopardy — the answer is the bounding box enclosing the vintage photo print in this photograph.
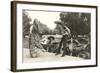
[22,10,91,63]
[11,1,97,71]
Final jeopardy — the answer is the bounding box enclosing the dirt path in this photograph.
[23,48,83,63]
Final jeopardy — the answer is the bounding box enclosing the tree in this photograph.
[58,12,91,36]
[80,13,91,35]
[23,11,31,38]
[36,21,52,35]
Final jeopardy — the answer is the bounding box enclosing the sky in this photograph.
[26,10,60,30]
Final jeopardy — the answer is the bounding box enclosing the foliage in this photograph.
[23,11,31,37]
[35,20,52,35]
[55,12,91,35]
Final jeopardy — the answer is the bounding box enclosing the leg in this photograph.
[61,49,66,57]
[61,47,70,57]
[55,39,63,55]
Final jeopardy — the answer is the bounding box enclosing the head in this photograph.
[48,36,55,41]
[33,18,39,28]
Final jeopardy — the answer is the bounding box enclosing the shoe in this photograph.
[55,53,60,55]
[61,54,65,57]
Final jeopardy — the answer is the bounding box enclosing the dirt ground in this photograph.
[23,48,83,63]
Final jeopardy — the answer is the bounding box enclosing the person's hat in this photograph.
[48,36,55,40]
[78,38,88,44]
[54,21,64,25]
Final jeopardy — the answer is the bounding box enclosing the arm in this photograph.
[63,26,71,34]
[29,25,33,34]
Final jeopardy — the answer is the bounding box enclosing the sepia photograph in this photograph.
[23,10,91,63]
[11,1,97,72]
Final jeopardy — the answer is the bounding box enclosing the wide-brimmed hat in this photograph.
[78,38,88,44]
[54,21,64,24]
[48,36,55,40]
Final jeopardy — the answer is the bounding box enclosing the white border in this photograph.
[17,3,96,69]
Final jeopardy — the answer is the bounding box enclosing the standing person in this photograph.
[55,25,71,57]
[29,19,45,58]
